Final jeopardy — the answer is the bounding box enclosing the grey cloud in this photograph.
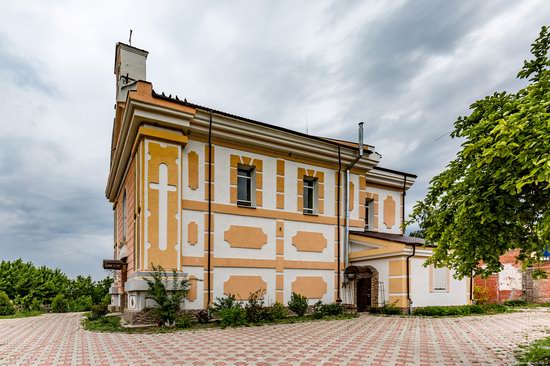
[0,0,548,278]
[0,36,58,94]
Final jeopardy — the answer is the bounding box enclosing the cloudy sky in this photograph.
[0,1,548,279]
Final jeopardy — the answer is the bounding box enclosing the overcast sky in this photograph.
[0,1,548,279]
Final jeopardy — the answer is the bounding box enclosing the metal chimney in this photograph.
[358,122,364,156]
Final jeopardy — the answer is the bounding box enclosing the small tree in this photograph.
[51,294,69,313]
[288,292,308,316]
[144,265,190,326]
[0,291,15,316]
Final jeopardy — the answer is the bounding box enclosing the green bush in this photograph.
[0,291,15,316]
[245,290,266,324]
[211,294,238,315]
[89,303,108,320]
[503,299,528,307]
[69,295,93,312]
[288,292,308,316]
[144,265,190,326]
[321,303,344,316]
[219,306,247,327]
[369,302,402,315]
[51,294,69,313]
[175,314,193,329]
[312,301,325,319]
[269,302,288,319]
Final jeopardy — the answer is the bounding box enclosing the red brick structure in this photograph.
[474,250,550,303]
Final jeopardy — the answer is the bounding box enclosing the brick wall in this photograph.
[474,250,550,303]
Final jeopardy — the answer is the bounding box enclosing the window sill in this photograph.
[237,204,256,209]
[302,212,319,217]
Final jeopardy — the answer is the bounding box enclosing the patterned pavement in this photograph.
[1,309,550,366]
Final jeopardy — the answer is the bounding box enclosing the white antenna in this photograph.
[129,29,133,46]
[305,115,309,135]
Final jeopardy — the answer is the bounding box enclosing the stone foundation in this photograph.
[123,308,206,325]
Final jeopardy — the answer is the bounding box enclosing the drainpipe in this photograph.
[402,176,407,234]
[343,122,365,268]
[207,110,213,307]
[406,243,416,314]
[336,146,342,303]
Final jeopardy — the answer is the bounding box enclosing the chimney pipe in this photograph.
[358,122,364,156]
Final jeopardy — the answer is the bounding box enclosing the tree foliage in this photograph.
[408,26,550,278]
[0,259,112,310]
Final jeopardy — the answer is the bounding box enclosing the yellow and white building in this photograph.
[105,42,469,320]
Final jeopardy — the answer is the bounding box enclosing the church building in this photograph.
[105,42,470,323]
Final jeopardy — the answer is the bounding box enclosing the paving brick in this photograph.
[1,310,550,365]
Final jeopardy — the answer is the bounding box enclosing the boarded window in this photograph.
[432,267,448,292]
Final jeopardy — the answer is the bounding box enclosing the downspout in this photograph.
[336,146,342,303]
[406,243,416,314]
[344,122,365,268]
[402,176,407,234]
[207,110,213,307]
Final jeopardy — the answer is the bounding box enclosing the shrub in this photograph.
[69,295,93,312]
[144,265,190,326]
[321,303,344,317]
[312,301,324,319]
[504,299,528,307]
[219,306,247,327]
[269,302,288,320]
[0,291,15,316]
[211,294,238,315]
[30,298,43,311]
[175,314,193,329]
[89,303,108,320]
[369,302,402,315]
[473,286,489,304]
[288,292,308,316]
[51,294,69,313]
[196,310,210,324]
[245,290,266,324]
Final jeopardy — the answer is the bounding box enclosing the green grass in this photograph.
[516,336,550,365]
[82,312,358,333]
[0,311,45,319]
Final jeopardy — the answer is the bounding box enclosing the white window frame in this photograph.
[303,176,318,215]
[237,164,256,207]
[365,198,375,230]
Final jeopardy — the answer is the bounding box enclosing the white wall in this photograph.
[410,257,468,307]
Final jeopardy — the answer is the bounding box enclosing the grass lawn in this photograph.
[0,311,45,319]
[516,335,550,365]
[82,313,358,334]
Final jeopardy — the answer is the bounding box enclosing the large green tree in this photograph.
[408,26,550,278]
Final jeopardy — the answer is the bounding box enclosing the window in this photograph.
[237,165,255,207]
[122,191,127,241]
[432,266,448,292]
[365,198,374,230]
[303,177,317,214]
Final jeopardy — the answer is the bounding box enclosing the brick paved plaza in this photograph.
[2,309,550,366]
